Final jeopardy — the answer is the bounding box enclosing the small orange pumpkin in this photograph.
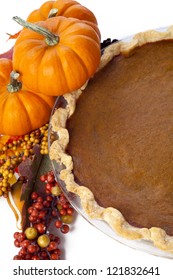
[13,16,101,96]
[27,0,101,38]
[0,58,56,136]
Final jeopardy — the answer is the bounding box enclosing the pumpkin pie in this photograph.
[49,27,173,253]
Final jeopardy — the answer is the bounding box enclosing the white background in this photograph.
[1,0,173,279]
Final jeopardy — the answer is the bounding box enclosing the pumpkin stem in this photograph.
[12,16,59,46]
[7,71,22,93]
[48,8,58,18]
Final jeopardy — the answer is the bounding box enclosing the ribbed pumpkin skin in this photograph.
[27,0,101,38]
[13,16,101,96]
[0,58,56,136]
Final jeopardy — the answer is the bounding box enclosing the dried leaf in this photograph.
[8,174,17,185]
[17,145,52,230]
[6,30,21,41]
[6,145,43,230]
[19,145,43,201]
[0,30,19,60]
[0,47,13,60]
[7,180,24,230]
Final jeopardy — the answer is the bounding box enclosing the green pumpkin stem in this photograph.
[7,71,22,93]
[12,16,59,46]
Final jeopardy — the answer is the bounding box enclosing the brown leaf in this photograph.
[17,145,52,230]
[20,145,42,194]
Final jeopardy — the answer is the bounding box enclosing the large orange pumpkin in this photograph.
[0,58,56,136]
[13,16,101,96]
[27,0,101,38]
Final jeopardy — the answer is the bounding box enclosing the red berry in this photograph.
[45,189,51,194]
[13,232,20,239]
[47,174,55,183]
[51,210,57,217]
[46,195,53,202]
[27,244,38,254]
[67,207,74,215]
[25,254,32,260]
[54,236,61,244]
[32,255,40,260]
[14,167,19,173]
[54,248,61,255]
[50,253,59,260]
[55,220,63,228]
[28,206,34,214]
[21,240,31,248]
[45,183,53,191]
[31,192,38,200]
[40,251,48,258]
[59,196,67,205]
[59,209,67,216]
[13,255,22,260]
[14,239,21,248]
[43,200,51,208]
[36,196,43,203]
[33,202,43,210]
[29,215,37,222]
[38,210,47,219]
[17,233,26,242]
[49,233,56,241]
[62,202,70,209]
[35,218,42,224]
[47,241,58,251]
[40,174,47,182]
[36,223,46,234]
[18,248,27,257]
[61,224,69,234]
[30,209,39,217]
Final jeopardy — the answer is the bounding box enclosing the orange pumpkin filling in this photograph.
[66,39,173,236]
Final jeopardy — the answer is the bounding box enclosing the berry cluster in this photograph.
[13,171,74,260]
[0,124,55,197]
[100,38,118,49]
[13,230,61,260]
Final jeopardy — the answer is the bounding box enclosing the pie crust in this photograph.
[49,26,173,253]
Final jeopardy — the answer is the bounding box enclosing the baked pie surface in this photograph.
[50,27,173,253]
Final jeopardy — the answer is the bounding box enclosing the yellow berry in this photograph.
[51,186,61,196]
[25,227,38,240]
[37,234,50,248]
[61,215,73,224]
